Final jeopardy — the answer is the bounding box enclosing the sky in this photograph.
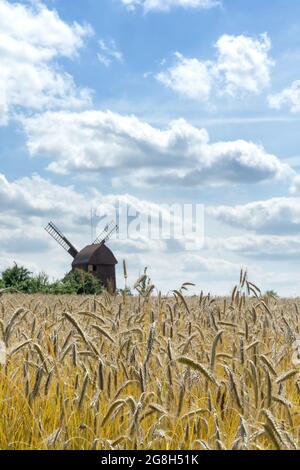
[1,0,300,295]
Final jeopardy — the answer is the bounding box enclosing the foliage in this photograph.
[61,269,103,295]
[1,263,32,290]
[0,264,102,295]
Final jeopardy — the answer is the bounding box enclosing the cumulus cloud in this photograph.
[156,53,214,101]
[268,81,300,113]
[216,33,273,95]
[209,197,300,234]
[207,234,300,259]
[0,173,91,218]
[0,0,92,124]
[21,110,291,187]
[290,175,300,195]
[0,172,161,256]
[156,34,273,101]
[0,173,95,276]
[0,172,194,242]
[121,0,220,13]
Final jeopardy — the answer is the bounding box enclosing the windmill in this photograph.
[45,221,118,291]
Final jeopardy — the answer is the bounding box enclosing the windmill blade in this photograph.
[45,222,78,258]
[93,221,118,245]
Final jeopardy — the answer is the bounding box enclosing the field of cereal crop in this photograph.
[0,276,300,450]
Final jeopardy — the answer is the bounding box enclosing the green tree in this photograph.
[1,263,32,289]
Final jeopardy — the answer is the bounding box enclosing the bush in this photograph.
[0,264,103,295]
[26,273,50,294]
[61,269,103,295]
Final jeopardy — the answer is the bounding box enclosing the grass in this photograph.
[0,275,300,450]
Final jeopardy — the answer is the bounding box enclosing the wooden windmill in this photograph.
[45,221,118,291]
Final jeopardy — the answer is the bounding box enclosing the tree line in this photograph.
[0,263,103,295]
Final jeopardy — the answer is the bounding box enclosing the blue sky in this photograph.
[1,0,300,295]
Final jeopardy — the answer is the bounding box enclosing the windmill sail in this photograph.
[45,222,78,258]
[93,221,118,245]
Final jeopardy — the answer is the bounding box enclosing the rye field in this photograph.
[0,276,300,450]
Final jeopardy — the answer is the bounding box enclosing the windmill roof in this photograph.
[72,243,118,267]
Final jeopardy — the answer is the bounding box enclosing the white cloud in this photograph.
[98,39,124,67]
[156,53,213,101]
[290,175,300,195]
[0,173,95,277]
[156,34,273,101]
[0,0,92,124]
[207,234,300,258]
[216,33,273,95]
[0,172,190,242]
[0,172,164,255]
[21,110,291,186]
[209,197,300,234]
[268,81,300,113]
[0,173,91,218]
[121,0,220,13]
